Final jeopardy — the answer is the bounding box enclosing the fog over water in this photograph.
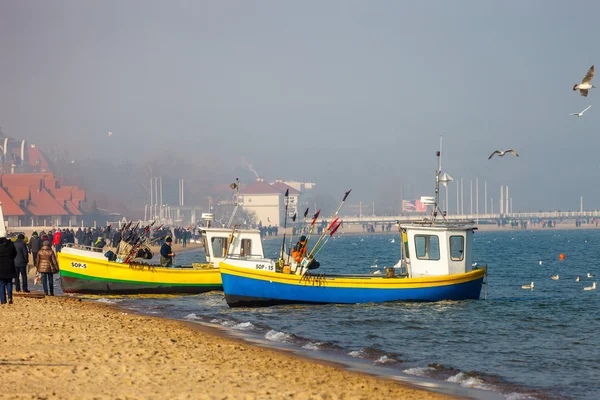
[1,1,599,212]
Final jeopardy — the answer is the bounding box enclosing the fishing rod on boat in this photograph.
[307,217,339,258]
[286,213,297,263]
[310,219,342,259]
[308,189,351,259]
[297,207,309,241]
[304,209,321,245]
[279,189,290,262]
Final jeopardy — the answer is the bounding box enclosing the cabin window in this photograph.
[211,237,228,258]
[240,239,252,257]
[414,235,440,260]
[449,236,464,261]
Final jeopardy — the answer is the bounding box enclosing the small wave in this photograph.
[374,355,396,365]
[209,318,222,324]
[265,330,291,342]
[232,321,255,331]
[95,298,123,304]
[403,367,434,377]
[302,342,322,351]
[446,372,493,391]
[183,313,200,320]
[504,393,538,400]
[348,350,364,358]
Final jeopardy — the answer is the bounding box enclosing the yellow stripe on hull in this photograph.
[219,261,485,289]
[58,251,222,288]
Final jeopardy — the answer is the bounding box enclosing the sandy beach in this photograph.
[2,296,455,400]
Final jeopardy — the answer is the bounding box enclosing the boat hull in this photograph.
[220,262,485,307]
[58,251,222,295]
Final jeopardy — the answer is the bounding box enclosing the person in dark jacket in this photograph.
[0,236,17,304]
[14,234,30,293]
[28,231,42,268]
[160,237,175,268]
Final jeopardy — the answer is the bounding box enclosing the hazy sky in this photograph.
[1,1,599,212]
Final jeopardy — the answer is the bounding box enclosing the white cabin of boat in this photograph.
[400,222,475,278]
[200,228,265,266]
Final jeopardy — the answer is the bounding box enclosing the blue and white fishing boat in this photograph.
[220,150,487,307]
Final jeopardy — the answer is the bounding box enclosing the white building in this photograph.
[239,177,284,226]
[271,179,300,219]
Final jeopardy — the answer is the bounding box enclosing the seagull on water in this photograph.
[587,272,596,278]
[488,149,519,160]
[569,105,592,117]
[521,281,534,289]
[584,282,597,291]
[551,275,559,280]
[576,276,581,282]
[573,65,595,97]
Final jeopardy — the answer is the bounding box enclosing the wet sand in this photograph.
[1,296,455,400]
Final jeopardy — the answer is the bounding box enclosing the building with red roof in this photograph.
[237,177,285,226]
[271,179,300,219]
[0,173,86,228]
[0,132,88,229]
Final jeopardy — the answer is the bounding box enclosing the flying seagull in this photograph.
[573,65,595,97]
[569,105,592,117]
[488,149,519,160]
[108,131,113,137]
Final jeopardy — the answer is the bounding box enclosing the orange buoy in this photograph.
[559,253,565,260]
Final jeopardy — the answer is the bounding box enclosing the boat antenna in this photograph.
[433,149,441,222]
[226,178,240,228]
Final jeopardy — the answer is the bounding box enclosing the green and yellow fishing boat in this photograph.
[58,225,262,295]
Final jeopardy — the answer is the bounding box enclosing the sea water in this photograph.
[81,229,600,399]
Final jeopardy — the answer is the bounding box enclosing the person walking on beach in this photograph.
[29,231,42,269]
[0,236,17,304]
[160,237,175,268]
[36,241,59,296]
[14,234,30,293]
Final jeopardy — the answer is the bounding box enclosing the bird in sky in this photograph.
[488,149,519,160]
[569,105,592,117]
[573,65,595,97]
[108,131,113,137]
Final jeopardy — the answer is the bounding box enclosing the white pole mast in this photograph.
[461,178,464,215]
[470,180,473,215]
[484,180,487,214]
[476,178,479,217]
[456,180,459,214]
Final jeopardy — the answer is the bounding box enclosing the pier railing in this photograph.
[326,211,600,225]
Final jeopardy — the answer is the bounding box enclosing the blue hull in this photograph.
[221,272,484,307]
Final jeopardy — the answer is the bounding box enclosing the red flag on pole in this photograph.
[327,217,339,231]
[330,220,342,236]
[311,210,321,226]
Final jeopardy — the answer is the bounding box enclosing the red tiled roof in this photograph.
[72,188,86,202]
[1,173,54,189]
[7,186,30,202]
[241,180,281,195]
[64,200,82,216]
[0,188,25,216]
[271,181,300,195]
[28,188,68,216]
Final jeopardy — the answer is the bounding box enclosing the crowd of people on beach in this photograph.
[0,231,60,304]
[0,223,200,305]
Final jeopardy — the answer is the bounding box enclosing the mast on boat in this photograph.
[226,178,241,228]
